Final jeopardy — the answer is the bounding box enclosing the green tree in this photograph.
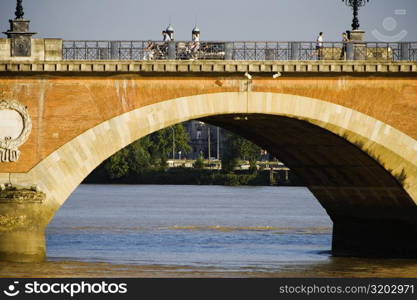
[221,131,261,173]
[193,154,205,169]
[101,123,192,178]
[148,130,169,167]
[168,124,192,159]
[127,137,152,174]
[233,137,261,173]
[104,148,130,179]
[148,124,191,166]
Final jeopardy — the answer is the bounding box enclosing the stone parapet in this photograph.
[0,60,415,74]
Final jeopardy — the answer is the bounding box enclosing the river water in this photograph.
[2,185,417,278]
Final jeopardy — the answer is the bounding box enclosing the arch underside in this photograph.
[204,114,416,219]
[2,91,417,258]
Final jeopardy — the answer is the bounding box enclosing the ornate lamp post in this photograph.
[342,0,369,31]
[342,0,370,42]
[15,0,24,19]
[3,0,36,57]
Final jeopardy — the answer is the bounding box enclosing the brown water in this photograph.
[3,258,417,278]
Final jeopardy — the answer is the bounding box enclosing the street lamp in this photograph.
[166,24,175,41]
[207,126,211,161]
[342,0,370,31]
[169,127,175,161]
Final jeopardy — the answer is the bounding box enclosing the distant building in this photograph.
[183,121,224,160]
[183,121,277,162]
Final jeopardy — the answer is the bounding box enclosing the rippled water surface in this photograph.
[46,185,332,269]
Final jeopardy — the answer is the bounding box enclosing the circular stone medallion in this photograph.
[0,100,32,163]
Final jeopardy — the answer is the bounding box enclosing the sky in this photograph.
[0,0,416,42]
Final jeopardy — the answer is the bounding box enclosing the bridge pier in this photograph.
[0,229,45,262]
[332,218,417,258]
[0,187,50,262]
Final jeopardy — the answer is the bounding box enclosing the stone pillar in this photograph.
[0,186,49,262]
[349,30,365,42]
[347,30,366,61]
[3,18,36,57]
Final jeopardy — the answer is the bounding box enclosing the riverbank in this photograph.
[84,167,303,186]
[3,258,417,278]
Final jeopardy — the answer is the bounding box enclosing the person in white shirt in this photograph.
[162,30,171,42]
[316,32,324,60]
[190,26,201,59]
[192,29,200,43]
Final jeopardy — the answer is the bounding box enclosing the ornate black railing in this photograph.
[62,41,417,61]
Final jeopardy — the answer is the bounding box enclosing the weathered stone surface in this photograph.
[0,191,51,262]
[0,38,62,61]
[0,230,45,262]
[0,189,45,204]
[11,35,31,57]
[349,30,365,42]
[7,19,30,33]
[3,19,36,57]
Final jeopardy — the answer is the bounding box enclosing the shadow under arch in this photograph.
[3,91,417,260]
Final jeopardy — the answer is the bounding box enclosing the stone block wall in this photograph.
[0,38,62,61]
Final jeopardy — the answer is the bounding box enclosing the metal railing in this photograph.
[63,41,417,61]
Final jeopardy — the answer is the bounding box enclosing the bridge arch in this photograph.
[2,91,417,261]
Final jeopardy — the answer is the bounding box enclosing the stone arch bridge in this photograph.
[0,59,417,262]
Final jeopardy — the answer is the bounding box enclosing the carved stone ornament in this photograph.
[0,100,32,162]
